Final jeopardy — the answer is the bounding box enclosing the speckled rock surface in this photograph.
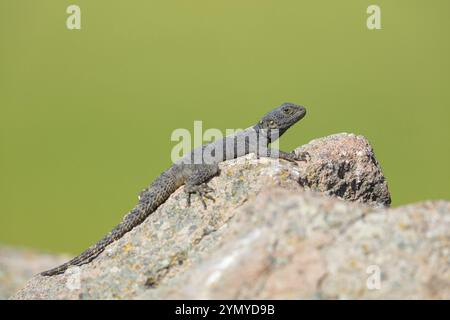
[0,246,68,299]
[11,134,447,300]
[139,192,449,299]
[295,133,391,206]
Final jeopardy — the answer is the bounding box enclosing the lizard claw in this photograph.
[294,151,310,162]
[279,151,310,163]
[185,183,215,209]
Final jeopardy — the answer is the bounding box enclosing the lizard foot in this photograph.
[293,151,310,162]
[185,183,215,209]
[279,151,310,163]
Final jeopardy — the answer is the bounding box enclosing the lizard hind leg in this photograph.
[184,164,219,209]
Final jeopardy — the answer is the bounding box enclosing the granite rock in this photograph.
[12,134,446,300]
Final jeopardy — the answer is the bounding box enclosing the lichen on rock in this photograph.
[9,134,449,300]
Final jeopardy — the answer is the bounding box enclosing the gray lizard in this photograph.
[41,102,308,276]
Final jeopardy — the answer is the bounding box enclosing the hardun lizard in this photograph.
[41,103,308,276]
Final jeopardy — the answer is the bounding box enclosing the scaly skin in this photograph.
[41,103,308,276]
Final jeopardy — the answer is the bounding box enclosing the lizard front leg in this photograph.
[257,149,310,163]
[184,164,219,209]
[277,150,310,162]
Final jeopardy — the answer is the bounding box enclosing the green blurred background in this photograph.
[1,0,449,254]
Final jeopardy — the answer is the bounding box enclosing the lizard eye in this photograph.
[283,107,291,114]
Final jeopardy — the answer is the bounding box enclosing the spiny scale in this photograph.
[40,103,307,276]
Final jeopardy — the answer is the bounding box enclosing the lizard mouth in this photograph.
[292,106,306,123]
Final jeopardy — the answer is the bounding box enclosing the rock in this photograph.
[139,192,449,300]
[295,133,391,206]
[11,133,447,300]
[0,245,69,299]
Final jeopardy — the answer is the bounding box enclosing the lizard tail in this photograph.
[40,167,182,276]
[40,206,147,276]
[40,244,102,276]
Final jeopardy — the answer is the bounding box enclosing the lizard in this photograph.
[40,102,308,276]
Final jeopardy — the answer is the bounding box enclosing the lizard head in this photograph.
[256,103,306,141]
